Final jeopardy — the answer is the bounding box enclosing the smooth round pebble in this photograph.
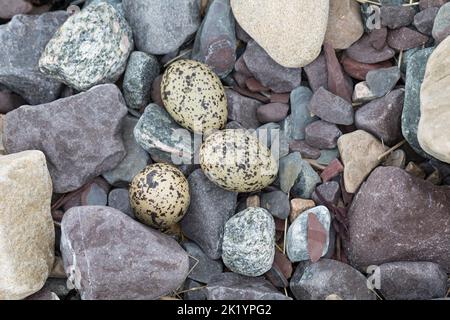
[129,163,190,229]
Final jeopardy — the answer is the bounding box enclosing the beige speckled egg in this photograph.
[161,59,227,134]
[129,163,190,229]
[200,129,278,193]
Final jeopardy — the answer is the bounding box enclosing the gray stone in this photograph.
[81,183,108,206]
[344,166,450,272]
[378,261,448,300]
[134,104,194,164]
[308,87,354,125]
[181,241,223,284]
[103,115,150,186]
[290,259,376,300]
[39,3,133,91]
[108,188,134,218]
[123,51,160,110]
[122,0,201,55]
[3,84,127,193]
[432,2,450,43]
[60,206,189,300]
[305,120,342,150]
[243,40,302,93]
[181,169,237,260]
[192,0,236,78]
[380,5,416,29]
[290,86,315,140]
[286,206,331,262]
[225,89,261,129]
[206,273,291,300]
[366,66,401,98]
[0,11,67,104]
[414,7,439,35]
[260,190,290,219]
[222,207,275,277]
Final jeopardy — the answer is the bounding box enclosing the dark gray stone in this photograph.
[183,279,207,300]
[366,66,401,98]
[308,87,354,126]
[81,183,108,206]
[305,120,342,150]
[181,241,223,284]
[381,5,416,29]
[60,206,189,300]
[260,190,290,219]
[108,188,134,218]
[414,7,439,35]
[3,84,127,193]
[312,181,341,206]
[181,169,237,260]
[0,11,67,104]
[225,89,261,129]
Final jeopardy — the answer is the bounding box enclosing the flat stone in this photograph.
[206,273,291,300]
[256,103,289,124]
[0,11,67,104]
[378,262,448,300]
[260,190,290,220]
[355,89,405,146]
[290,86,315,140]
[380,5,416,29]
[289,140,321,160]
[122,0,200,55]
[305,120,342,150]
[418,36,450,163]
[108,188,134,218]
[103,116,150,186]
[226,89,261,129]
[341,55,392,81]
[414,7,439,35]
[243,40,302,93]
[0,151,54,300]
[123,51,160,110]
[192,0,236,78]
[344,167,450,272]
[312,181,341,206]
[338,130,388,193]
[308,87,354,125]
[231,0,329,68]
[304,52,328,92]
[366,67,401,98]
[290,259,376,300]
[387,27,429,51]
[222,207,275,277]
[61,206,189,300]
[432,2,450,42]
[346,33,396,64]
[181,169,237,260]
[181,241,223,284]
[3,84,127,193]
[39,3,133,91]
[286,206,331,262]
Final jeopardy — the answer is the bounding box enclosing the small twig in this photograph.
[304,159,327,171]
[377,140,406,161]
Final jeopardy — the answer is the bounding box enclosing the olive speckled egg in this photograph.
[200,129,278,193]
[129,163,190,229]
[161,59,227,134]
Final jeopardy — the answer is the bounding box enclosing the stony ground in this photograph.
[0,0,449,301]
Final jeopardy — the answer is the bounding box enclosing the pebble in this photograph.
[39,3,133,91]
[289,198,316,223]
[418,36,450,163]
[305,120,342,150]
[432,2,450,42]
[181,169,237,260]
[344,166,450,272]
[387,27,429,51]
[380,5,416,29]
[289,140,321,160]
[129,163,190,229]
[181,241,223,284]
[256,103,289,124]
[355,89,405,146]
[286,206,331,262]
[123,51,160,110]
[341,55,392,81]
[260,190,290,220]
[231,0,329,68]
[81,182,108,206]
[290,259,376,300]
[0,11,67,104]
[108,188,134,218]
[304,52,328,92]
[338,130,388,193]
[206,273,291,300]
[3,84,127,193]
[290,86,315,140]
[320,159,344,183]
[243,40,302,93]
[103,115,150,186]
[352,81,378,104]
[366,66,401,98]
[192,0,236,78]
[323,43,353,103]
[378,262,448,300]
[414,7,439,35]
[0,151,54,300]
[308,87,354,126]
[225,89,261,129]
[60,206,189,299]
[222,207,275,277]
[161,59,228,134]
[200,129,278,193]
[122,0,200,55]
[345,33,396,64]
[312,181,341,206]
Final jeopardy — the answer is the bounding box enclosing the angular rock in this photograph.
[290,86,315,140]
[432,2,450,43]
[0,11,67,104]
[103,116,150,186]
[380,5,416,29]
[243,40,302,93]
[345,167,450,272]
[289,140,321,160]
[61,206,189,300]
[387,27,429,51]
[0,151,54,300]
[256,103,289,124]
[304,52,328,92]
[108,188,133,218]
[3,84,127,193]
[320,159,344,183]
[346,33,396,64]
[338,130,388,193]
[260,190,290,220]
[352,81,377,104]
[367,26,389,50]
[414,7,439,35]
[323,43,353,102]
[290,259,376,300]
[366,66,401,98]
[225,89,262,129]
[289,198,316,223]
[312,181,341,206]
[181,169,237,260]
[39,3,133,91]
[122,0,201,55]
[222,207,275,277]
[182,241,223,284]
[308,87,354,125]
[305,120,342,150]
[123,51,160,110]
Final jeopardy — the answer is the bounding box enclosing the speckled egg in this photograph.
[129,163,190,229]
[161,59,227,134]
[200,129,278,193]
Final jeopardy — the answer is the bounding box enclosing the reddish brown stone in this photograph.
[387,27,429,51]
[323,43,353,102]
[245,77,269,92]
[320,159,344,182]
[289,140,321,159]
[346,34,396,64]
[341,55,393,81]
[270,93,290,104]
